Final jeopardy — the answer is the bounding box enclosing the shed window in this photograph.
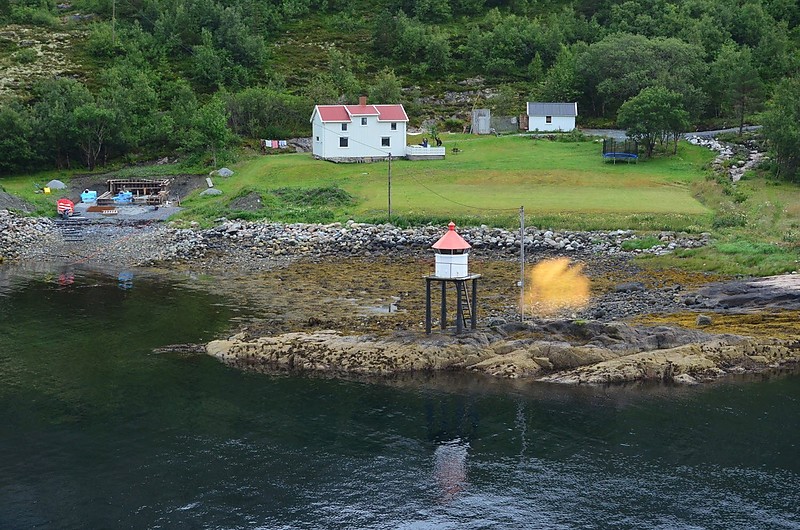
[339,137,349,148]
[341,123,348,131]
[545,116,552,124]
[391,123,397,131]
[381,137,390,147]
[361,117,368,126]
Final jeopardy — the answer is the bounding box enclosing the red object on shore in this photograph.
[56,198,74,217]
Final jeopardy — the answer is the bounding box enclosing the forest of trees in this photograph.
[0,0,798,178]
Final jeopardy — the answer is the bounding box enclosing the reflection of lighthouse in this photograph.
[434,438,469,502]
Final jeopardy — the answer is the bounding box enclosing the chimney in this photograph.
[359,95,367,106]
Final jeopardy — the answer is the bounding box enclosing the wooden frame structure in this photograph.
[96,179,169,206]
[425,274,481,334]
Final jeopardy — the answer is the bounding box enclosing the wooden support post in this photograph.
[471,278,478,330]
[456,280,464,334]
[425,278,432,334]
[440,282,447,329]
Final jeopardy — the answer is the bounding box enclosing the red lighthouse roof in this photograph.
[432,222,471,250]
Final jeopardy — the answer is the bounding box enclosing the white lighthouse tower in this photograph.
[432,222,471,278]
[426,222,481,334]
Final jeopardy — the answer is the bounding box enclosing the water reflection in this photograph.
[433,438,469,501]
[118,271,134,290]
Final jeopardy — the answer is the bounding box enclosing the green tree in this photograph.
[73,102,116,170]
[537,44,583,103]
[99,62,161,151]
[577,33,706,118]
[191,28,229,89]
[328,48,361,103]
[391,12,451,75]
[617,86,689,158]
[490,85,521,117]
[709,45,765,134]
[0,103,35,174]
[166,79,200,151]
[225,87,310,139]
[762,77,800,182]
[31,78,93,169]
[527,53,544,84]
[185,94,234,167]
[303,74,339,105]
[368,68,402,104]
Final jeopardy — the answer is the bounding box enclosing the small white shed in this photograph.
[527,102,578,132]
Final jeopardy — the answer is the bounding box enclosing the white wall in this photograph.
[313,116,406,159]
[528,116,576,132]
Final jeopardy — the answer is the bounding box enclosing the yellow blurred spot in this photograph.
[43,187,51,194]
[525,258,590,316]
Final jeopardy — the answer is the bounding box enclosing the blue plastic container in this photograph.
[113,191,133,204]
[80,190,98,203]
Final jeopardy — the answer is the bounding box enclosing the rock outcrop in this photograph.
[205,322,800,384]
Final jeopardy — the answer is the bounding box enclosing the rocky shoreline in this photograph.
[2,208,799,385]
[2,209,710,266]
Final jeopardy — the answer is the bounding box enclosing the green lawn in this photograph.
[182,134,713,230]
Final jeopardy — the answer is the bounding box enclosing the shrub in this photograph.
[442,118,464,132]
[10,6,58,26]
[621,236,662,250]
[271,186,355,207]
[12,47,37,64]
[712,207,746,228]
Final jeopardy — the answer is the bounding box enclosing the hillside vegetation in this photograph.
[0,0,798,177]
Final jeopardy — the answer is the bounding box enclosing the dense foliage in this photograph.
[0,0,798,176]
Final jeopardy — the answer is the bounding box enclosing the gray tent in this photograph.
[46,179,67,189]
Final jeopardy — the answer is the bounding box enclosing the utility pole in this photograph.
[519,205,525,321]
[388,153,392,222]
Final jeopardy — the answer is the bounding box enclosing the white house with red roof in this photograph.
[310,97,445,162]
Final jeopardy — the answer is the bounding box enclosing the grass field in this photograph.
[179,134,714,230]
[3,134,798,275]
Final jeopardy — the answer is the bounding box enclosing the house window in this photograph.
[341,123,348,131]
[315,136,320,142]
[381,137,390,147]
[361,117,368,125]
[339,137,349,148]
[391,123,397,131]
[545,116,552,124]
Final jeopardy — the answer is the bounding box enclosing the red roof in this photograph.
[432,222,471,250]
[345,104,379,116]
[374,105,409,122]
[313,104,408,123]
[315,105,351,122]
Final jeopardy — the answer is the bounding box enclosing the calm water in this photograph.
[1,264,798,529]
